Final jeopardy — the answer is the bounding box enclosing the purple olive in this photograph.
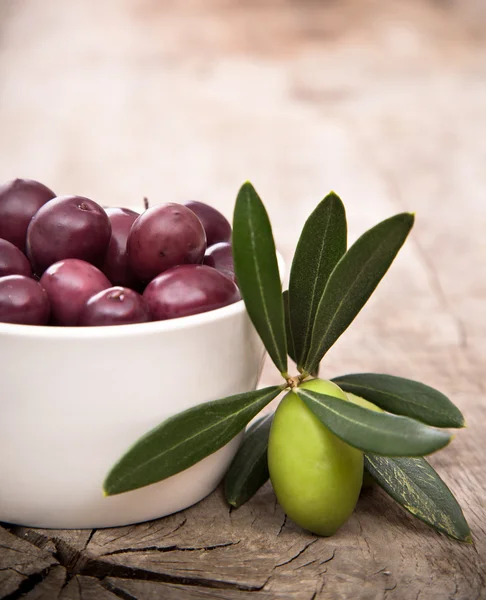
[101,207,139,287]
[0,275,50,325]
[184,201,231,246]
[26,196,112,275]
[127,203,206,283]
[79,286,148,326]
[203,242,235,283]
[0,238,32,278]
[40,258,111,326]
[143,264,240,321]
[0,178,56,251]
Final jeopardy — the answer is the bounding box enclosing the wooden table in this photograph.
[0,1,485,598]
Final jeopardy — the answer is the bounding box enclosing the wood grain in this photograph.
[0,0,485,598]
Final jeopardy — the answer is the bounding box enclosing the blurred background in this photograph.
[0,0,485,382]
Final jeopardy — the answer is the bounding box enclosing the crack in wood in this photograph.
[318,549,336,566]
[0,531,251,594]
[276,539,318,568]
[165,518,188,538]
[1,569,48,600]
[371,566,389,576]
[83,529,97,551]
[101,580,139,600]
[295,559,318,570]
[277,515,287,537]
[101,540,240,558]
[0,524,267,597]
[319,581,327,598]
[0,568,26,578]
[89,561,267,593]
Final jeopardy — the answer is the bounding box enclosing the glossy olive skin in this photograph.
[346,392,383,412]
[40,259,111,326]
[0,238,32,277]
[0,275,50,325]
[101,208,139,287]
[143,264,240,321]
[128,203,207,283]
[184,201,231,247]
[203,242,235,283]
[79,286,148,326]
[27,196,112,274]
[268,379,363,536]
[0,178,55,250]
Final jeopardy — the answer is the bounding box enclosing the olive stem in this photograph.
[298,371,310,384]
[285,375,300,389]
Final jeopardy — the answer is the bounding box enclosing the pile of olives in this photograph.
[0,179,239,327]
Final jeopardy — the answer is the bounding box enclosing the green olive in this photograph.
[268,378,363,536]
[345,392,383,413]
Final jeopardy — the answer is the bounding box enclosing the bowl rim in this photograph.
[0,253,286,340]
[0,295,247,340]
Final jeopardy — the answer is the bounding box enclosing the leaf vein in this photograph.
[112,391,276,487]
[339,382,449,417]
[299,390,440,439]
[309,225,400,369]
[299,205,333,364]
[246,193,284,370]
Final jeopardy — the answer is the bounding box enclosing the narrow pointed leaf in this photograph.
[364,454,471,542]
[296,388,451,456]
[233,182,288,375]
[333,373,465,428]
[283,290,297,364]
[304,213,414,374]
[104,386,282,496]
[284,291,319,375]
[225,411,273,508]
[288,192,347,367]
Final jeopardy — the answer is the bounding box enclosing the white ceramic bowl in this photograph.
[0,294,268,529]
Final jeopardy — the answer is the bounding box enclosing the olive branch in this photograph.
[104,182,471,543]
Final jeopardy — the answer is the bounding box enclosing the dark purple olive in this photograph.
[79,286,148,326]
[0,178,56,251]
[0,275,50,325]
[40,258,111,326]
[184,201,231,246]
[127,203,206,283]
[101,207,139,287]
[26,196,111,275]
[0,238,32,277]
[143,264,240,321]
[203,242,235,283]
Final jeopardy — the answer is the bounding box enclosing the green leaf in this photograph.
[104,386,283,496]
[288,192,347,368]
[304,212,414,374]
[364,454,472,542]
[284,290,320,376]
[233,182,288,375]
[332,373,465,429]
[224,411,273,508]
[283,290,297,364]
[296,388,452,457]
